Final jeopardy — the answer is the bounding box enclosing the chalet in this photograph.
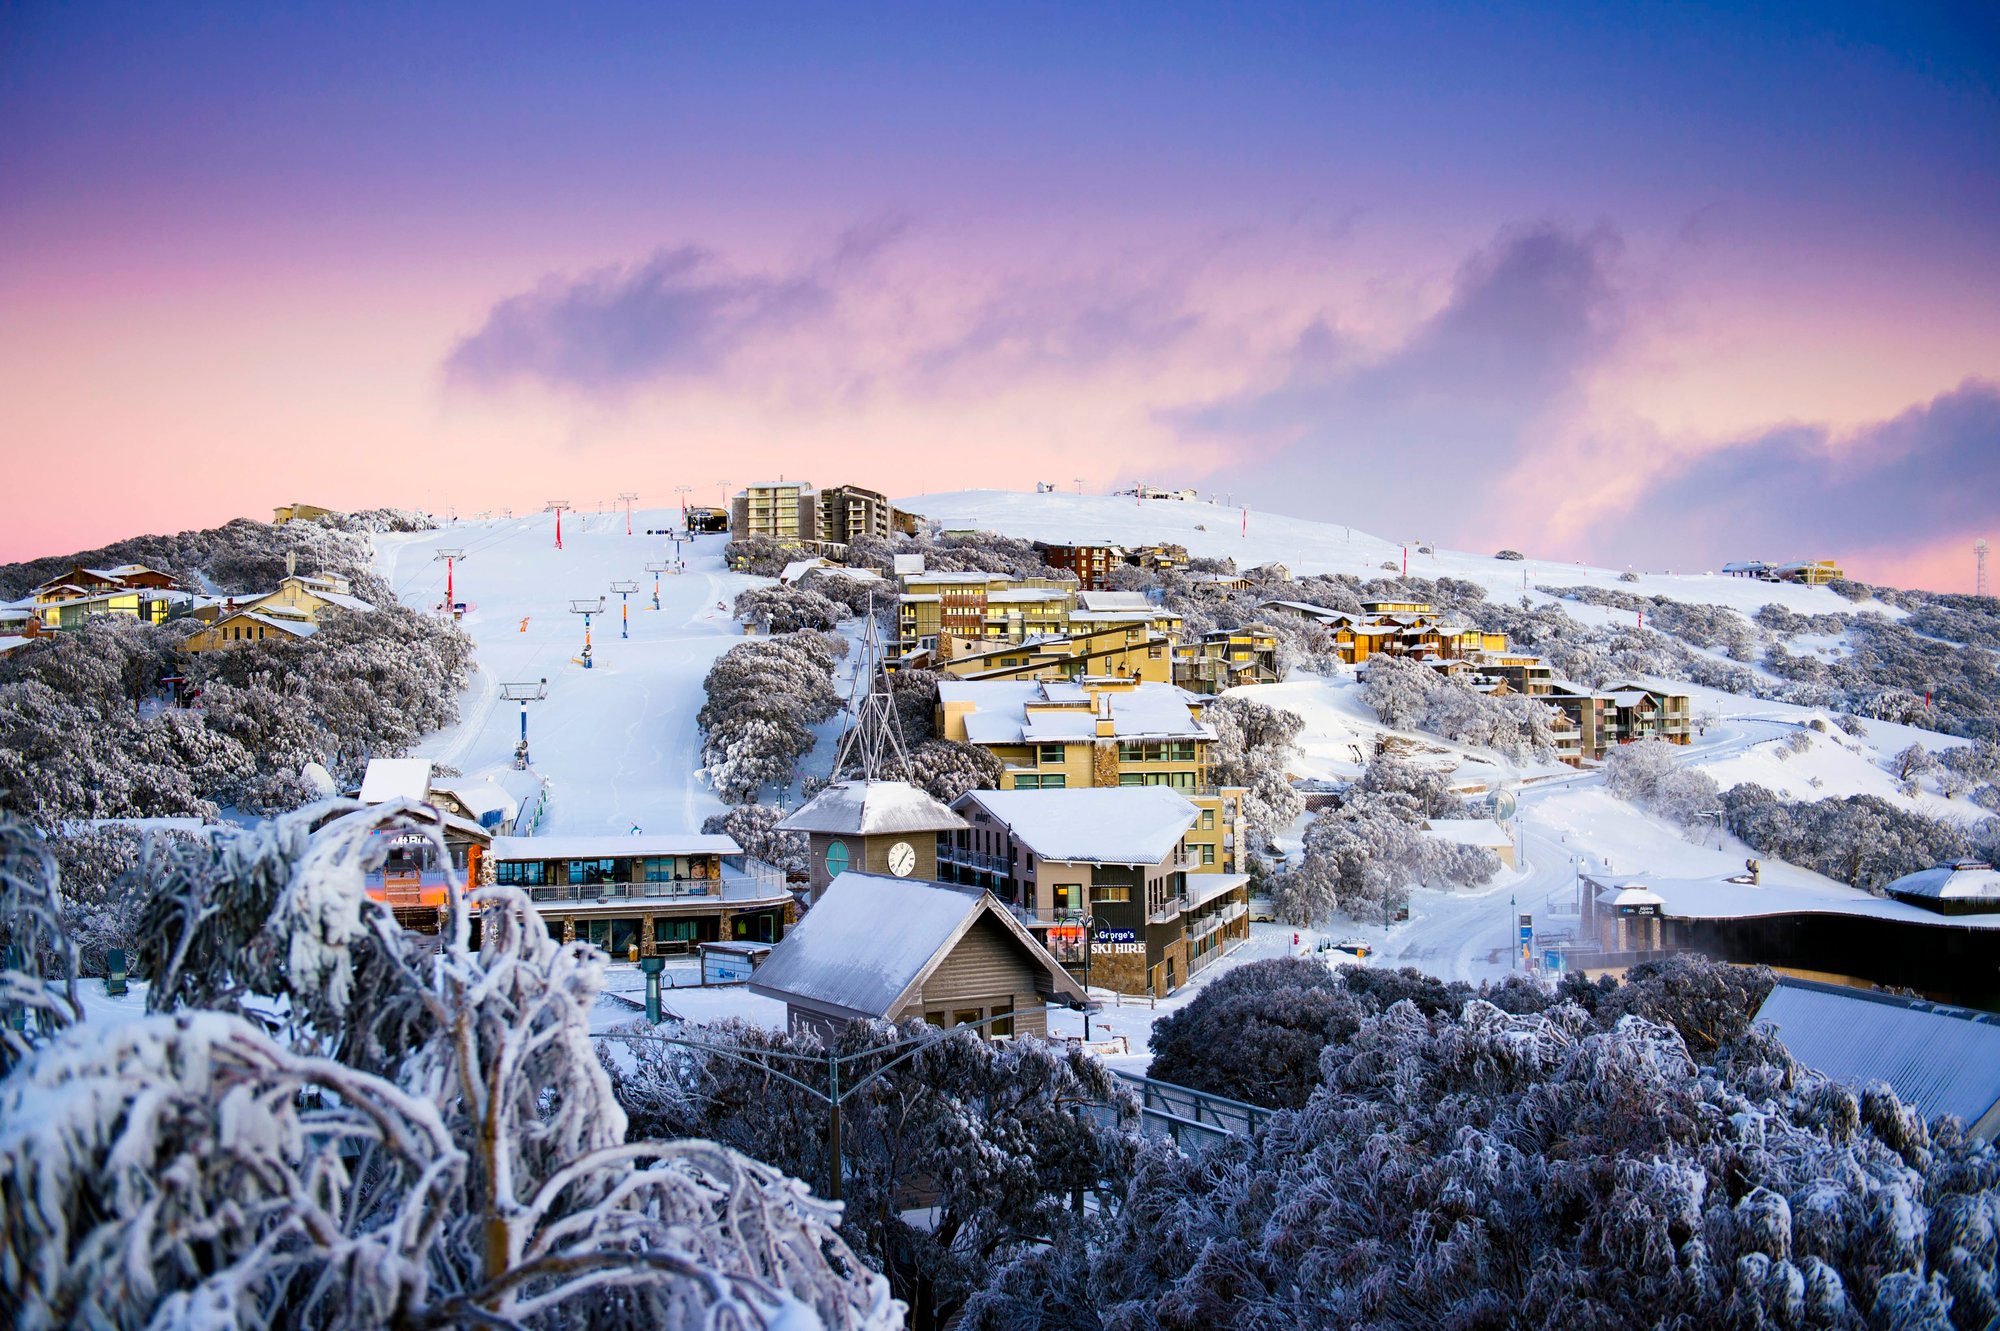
[487,833,792,956]
[947,786,1250,996]
[182,610,317,651]
[749,873,1086,1041]
[273,503,337,526]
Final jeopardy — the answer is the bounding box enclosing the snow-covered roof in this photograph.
[1754,979,2000,1138]
[433,780,517,822]
[1594,885,1667,908]
[0,635,32,656]
[776,780,969,835]
[939,680,1209,745]
[986,588,1072,604]
[1423,818,1513,849]
[954,787,1199,864]
[487,832,741,860]
[1586,871,2000,931]
[358,758,433,804]
[1075,591,1152,611]
[778,558,832,585]
[749,873,1083,1019]
[1261,599,1352,621]
[1884,863,2000,905]
[1186,871,1251,910]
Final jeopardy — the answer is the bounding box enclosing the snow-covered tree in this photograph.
[701,804,808,877]
[1,800,902,1330]
[698,634,846,804]
[1205,694,1305,846]
[1602,737,1721,830]
[734,585,850,634]
[615,1017,1137,1331]
[1362,655,1559,762]
[1721,783,1991,893]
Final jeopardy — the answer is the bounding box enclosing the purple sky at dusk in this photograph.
[3,2,1996,589]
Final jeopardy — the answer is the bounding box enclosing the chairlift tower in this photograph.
[569,597,605,668]
[500,679,547,768]
[545,500,571,550]
[832,596,911,780]
[644,560,672,610]
[609,580,639,638]
[432,548,466,617]
[619,491,639,536]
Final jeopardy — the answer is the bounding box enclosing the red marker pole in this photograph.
[555,508,563,550]
[1402,546,1408,577]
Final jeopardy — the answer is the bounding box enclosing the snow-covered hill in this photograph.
[897,489,1893,619]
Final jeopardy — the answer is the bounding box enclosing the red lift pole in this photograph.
[619,491,639,536]
[546,499,570,550]
[433,548,466,617]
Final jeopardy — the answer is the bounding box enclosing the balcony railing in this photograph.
[937,846,1013,875]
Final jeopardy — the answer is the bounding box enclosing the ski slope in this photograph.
[375,508,762,836]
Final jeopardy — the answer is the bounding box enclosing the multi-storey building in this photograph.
[1174,626,1282,693]
[729,481,820,543]
[817,484,896,544]
[1034,541,1121,590]
[895,569,1078,658]
[944,786,1250,997]
[486,832,793,955]
[934,676,1249,874]
[926,624,1175,684]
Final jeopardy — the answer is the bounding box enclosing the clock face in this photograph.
[824,840,849,877]
[886,840,917,877]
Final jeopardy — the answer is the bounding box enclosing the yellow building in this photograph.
[929,624,1174,684]
[181,573,374,653]
[935,676,1249,874]
[273,503,337,526]
[1174,626,1281,694]
[183,610,319,652]
[895,570,1078,657]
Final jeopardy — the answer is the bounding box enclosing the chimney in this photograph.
[1095,690,1115,737]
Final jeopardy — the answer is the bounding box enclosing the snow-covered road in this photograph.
[376,509,760,835]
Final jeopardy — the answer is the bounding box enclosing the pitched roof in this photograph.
[358,757,433,804]
[1754,979,2000,1138]
[938,679,1209,745]
[954,786,1199,864]
[776,780,969,835]
[1423,818,1513,849]
[749,873,1084,1019]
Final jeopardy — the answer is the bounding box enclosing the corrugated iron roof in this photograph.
[1755,979,2000,1138]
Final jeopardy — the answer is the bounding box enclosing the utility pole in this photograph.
[432,548,466,617]
[500,679,547,768]
[610,581,639,639]
[546,499,570,550]
[569,598,604,668]
[619,491,639,536]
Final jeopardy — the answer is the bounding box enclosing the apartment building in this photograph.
[729,481,820,543]
[817,484,896,544]
[945,786,1251,996]
[934,676,1248,874]
[925,623,1174,685]
[1174,626,1282,694]
[895,569,1078,657]
[1034,541,1121,590]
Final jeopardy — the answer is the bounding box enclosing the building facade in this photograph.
[486,833,793,956]
[1034,542,1120,590]
[818,484,896,544]
[729,481,820,543]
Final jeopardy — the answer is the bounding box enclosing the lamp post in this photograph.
[1058,908,1096,1041]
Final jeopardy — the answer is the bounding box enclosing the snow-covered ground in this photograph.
[374,509,770,836]
[899,489,1900,620]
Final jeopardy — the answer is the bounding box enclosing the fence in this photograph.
[1109,1070,1269,1150]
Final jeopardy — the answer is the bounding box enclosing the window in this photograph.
[1092,884,1130,903]
[952,1008,983,1031]
[925,1011,947,1027]
[1118,773,1143,787]
[569,859,623,887]
[495,860,546,887]
[656,918,698,942]
[1016,773,1066,790]
[579,917,641,957]
[1054,884,1083,912]
[1038,743,1064,765]
[1169,740,1197,762]
[1201,843,1216,866]
[989,1001,1015,1038]
[824,840,849,876]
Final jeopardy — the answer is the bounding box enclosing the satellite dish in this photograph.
[1489,788,1517,822]
[301,761,339,798]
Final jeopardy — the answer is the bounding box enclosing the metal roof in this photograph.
[775,780,970,835]
[1755,979,2000,1139]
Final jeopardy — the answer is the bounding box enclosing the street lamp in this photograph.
[1057,908,1097,1040]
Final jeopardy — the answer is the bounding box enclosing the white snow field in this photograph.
[898,489,1901,619]
[375,508,766,837]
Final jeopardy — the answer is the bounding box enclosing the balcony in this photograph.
[937,845,1013,875]
[514,858,788,907]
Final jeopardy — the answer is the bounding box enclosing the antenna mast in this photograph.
[1978,540,1990,598]
[832,596,911,780]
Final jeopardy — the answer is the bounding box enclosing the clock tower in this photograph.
[778,779,969,901]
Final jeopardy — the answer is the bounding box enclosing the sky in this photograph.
[2,2,1996,589]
